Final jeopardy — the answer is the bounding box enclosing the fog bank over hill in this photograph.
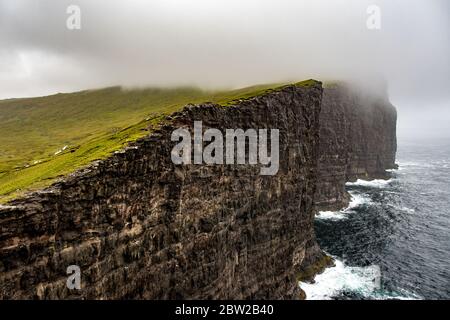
[0,0,449,137]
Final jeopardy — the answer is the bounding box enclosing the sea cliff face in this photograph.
[0,83,324,299]
[314,84,397,211]
[0,81,397,299]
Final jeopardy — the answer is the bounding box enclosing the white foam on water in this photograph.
[310,172,423,300]
[316,211,347,221]
[299,258,421,300]
[398,161,436,169]
[299,259,380,300]
[315,192,372,220]
[371,290,421,300]
[397,161,419,167]
[401,206,415,213]
[345,191,372,211]
[388,204,415,213]
[346,179,393,188]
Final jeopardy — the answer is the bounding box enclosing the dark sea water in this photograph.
[301,138,450,300]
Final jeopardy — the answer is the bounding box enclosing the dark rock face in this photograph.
[314,85,397,211]
[0,84,324,299]
[0,82,398,300]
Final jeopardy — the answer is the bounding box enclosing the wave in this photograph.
[346,179,393,188]
[387,203,415,213]
[397,161,438,169]
[299,258,381,300]
[316,192,372,220]
[316,211,347,221]
[299,258,420,300]
[345,191,372,211]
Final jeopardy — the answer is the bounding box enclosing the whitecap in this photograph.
[316,211,347,221]
[299,258,421,300]
[397,161,436,169]
[397,161,420,167]
[388,204,415,213]
[346,179,392,188]
[299,259,381,300]
[315,192,371,220]
[401,207,415,213]
[345,191,372,211]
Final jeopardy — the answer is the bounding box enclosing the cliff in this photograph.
[314,84,397,211]
[0,82,325,299]
[0,81,397,299]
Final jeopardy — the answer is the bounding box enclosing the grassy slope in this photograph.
[0,80,317,203]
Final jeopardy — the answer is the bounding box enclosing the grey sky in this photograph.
[0,0,449,138]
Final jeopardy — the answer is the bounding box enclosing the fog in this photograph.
[0,0,449,138]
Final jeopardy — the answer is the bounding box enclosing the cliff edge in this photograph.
[315,84,397,211]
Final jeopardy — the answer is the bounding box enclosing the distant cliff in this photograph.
[0,81,397,299]
[314,84,397,211]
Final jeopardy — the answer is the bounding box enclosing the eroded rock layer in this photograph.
[0,83,324,299]
[315,85,397,211]
[0,82,398,299]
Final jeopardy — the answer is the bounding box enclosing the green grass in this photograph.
[0,79,319,203]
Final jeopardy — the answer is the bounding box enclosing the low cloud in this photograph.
[0,0,449,137]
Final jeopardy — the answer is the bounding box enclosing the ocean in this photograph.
[301,138,450,300]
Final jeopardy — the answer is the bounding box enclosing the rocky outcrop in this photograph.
[0,83,325,299]
[314,84,397,211]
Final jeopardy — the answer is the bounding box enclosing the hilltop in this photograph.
[0,80,317,202]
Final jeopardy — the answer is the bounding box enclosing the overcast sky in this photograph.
[0,0,449,138]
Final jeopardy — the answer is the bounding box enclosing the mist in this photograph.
[0,0,449,138]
